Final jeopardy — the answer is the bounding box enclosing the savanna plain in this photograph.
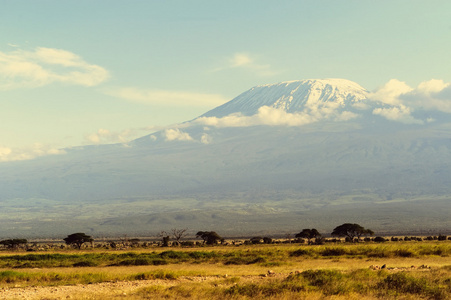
[1,239,451,299]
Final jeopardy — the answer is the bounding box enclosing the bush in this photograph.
[300,269,349,295]
[133,270,178,280]
[159,251,189,259]
[188,251,217,259]
[378,273,429,295]
[290,248,311,257]
[395,249,415,258]
[373,236,386,243]
[73,260,98,267]
[263,237,273,244]
[224,258,245,265]
[117,258,153,266]
[320,247,348,256]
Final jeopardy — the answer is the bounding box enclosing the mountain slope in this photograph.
[0,78,450,237]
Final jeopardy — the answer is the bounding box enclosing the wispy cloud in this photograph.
[84,128,139,145]
[84,125,182,145]
[230,53,253,67]
[214,52,278,77]
[0,47,109,90]
[0,143,65,162]
[104,87,227,107]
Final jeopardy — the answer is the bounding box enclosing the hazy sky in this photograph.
[1,1,450,161]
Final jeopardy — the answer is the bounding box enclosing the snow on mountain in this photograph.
[201,79,369,118]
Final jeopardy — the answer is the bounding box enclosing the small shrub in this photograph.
[179,241,195,247]
[395,249,415,258]
[133,270,178,280]
[301,269,343,287]
[73,260,98,267]
[320,247,348,257]
[290,248,311,257]
[151,258,168,265]
[373,236,386,243]
[438,235,447,241]
[188,251,217,259]
[117,258,153,266]
[263,237,273,244]
[224,257,246,265]
[378,273,429,295]
[159,251,189,260]
[118,252,138,259]
[247,256,266,264]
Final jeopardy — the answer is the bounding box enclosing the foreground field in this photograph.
[0,241,450,299]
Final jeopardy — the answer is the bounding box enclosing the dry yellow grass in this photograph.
[0,241,450,299]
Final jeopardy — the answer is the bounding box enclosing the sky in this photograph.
[1,1,451,161]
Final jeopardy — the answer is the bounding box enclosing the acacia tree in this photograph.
[331,223,373,242]
[196,231,222,245]
[171,228,188,246]
[295,228,321,244]
[63,233,93,249]
[0,239,27,250]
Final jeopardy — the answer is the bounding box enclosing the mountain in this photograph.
[201,79,369,117]
[1,79,450,238]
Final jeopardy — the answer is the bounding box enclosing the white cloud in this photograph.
[336,111,359,121]
[85,128,138,145]
[368,78,451,123]
[416,79,449,94]
[0,143,65,162]
[0,47,109,90]
[0,146,12,158]
[194,105,358,128]
[196,112,255,127]
[214,52,278,77]
[368,79,413,106]
[372,105,423,124]
[230,53,253,67]
[163,128,193,141]
[201,133,212,144]
[401,79,451,113]
[104,87,227,107]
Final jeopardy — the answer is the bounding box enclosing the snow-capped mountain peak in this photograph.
[201,78,369,118]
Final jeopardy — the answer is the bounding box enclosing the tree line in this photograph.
[1,223,449,250]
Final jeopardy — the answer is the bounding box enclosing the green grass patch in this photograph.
[0,241,450,269]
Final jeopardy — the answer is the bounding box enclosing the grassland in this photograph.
[0,241,450,299]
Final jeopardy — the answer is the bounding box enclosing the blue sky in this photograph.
[1,1,450,161]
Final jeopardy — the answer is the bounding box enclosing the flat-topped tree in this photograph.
[196,231,222,245]
[331,223,373,242]
[0,239,27,249]
[295,228,321,244]
[63,233,93,249]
